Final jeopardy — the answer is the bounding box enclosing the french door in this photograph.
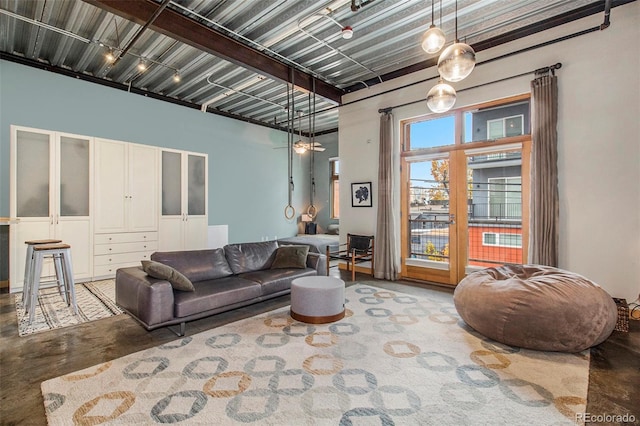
[400,96,530,286]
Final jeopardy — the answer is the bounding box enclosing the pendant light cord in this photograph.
[284,67,295,219]
[455,0,458,41]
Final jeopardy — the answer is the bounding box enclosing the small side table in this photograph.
[290,276,345,324]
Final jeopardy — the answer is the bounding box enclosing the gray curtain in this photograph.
[374,111,400,280]
[529,74,559,266]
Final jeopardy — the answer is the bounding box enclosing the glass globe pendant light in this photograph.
[437,0,475,82]
[421,0,445,54]
[426,78,457,113]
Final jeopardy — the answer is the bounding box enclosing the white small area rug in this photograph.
[42,283,589,425]
[15,279,123,336]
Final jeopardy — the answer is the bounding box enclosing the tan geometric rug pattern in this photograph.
[15,279,123,336]
[41,283,589,425]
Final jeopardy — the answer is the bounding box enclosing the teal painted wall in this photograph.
[0,59,325,245]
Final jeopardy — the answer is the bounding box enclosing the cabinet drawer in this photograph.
[95,232,158,245]
[94,262,140,278]
[94,251,154,266]
[94,241,157,256]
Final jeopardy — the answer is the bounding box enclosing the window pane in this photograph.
[16,131,50,217]
[187,155,206,215]
[408,115,455,150]
[488,121,503,139]
[60,136,90,216]
[467,148,523,267]
[500,233,522,247]
[505,117,523,137]
[483,233,496,245]
[464,100,530,142]
[162,151,182,215]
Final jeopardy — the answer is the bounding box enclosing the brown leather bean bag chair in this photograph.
[453,265,617,352]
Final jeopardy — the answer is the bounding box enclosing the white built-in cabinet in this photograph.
[9,126,93,292]
[158,149,208,251]
[9,127,208,291]
[93,139,159,277]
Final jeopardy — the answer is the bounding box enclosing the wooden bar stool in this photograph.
[23,239,63,306]
[28,243,77,324]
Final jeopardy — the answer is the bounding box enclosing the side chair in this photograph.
[326,233,374,281]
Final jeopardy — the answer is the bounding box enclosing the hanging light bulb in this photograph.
[422,25,446,54]
[172,71,181,83]
[105,49,116,63]
[137,58,147,72]
[437,0,475,82]
[294,144,307,154]
[438,41,475,82]
[421,0,445,54]
[426,78,457,113]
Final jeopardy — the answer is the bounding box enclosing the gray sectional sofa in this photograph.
[115,240,326,335]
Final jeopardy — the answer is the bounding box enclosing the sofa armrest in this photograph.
[115,267,175,328]
[307,253,327,276]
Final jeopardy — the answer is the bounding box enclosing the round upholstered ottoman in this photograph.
[453,265,617,352]
[290,276,345,324]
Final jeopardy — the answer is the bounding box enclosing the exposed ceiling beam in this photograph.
[83,0,344,104]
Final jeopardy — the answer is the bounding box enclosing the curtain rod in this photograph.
[378,62,561,113]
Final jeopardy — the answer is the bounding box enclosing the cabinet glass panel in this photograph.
[60,136,90,216]
[16,131,50,217]
[188,154,206,215]
[162,151,182,215]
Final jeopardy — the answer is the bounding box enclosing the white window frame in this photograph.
[487,114,524,139]
[482,232,522,248]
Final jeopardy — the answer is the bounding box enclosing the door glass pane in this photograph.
[162,151,182,215]
[16,131,50,217]
[467,149,523,267]
[187,154,206,216]
[60,136,89,216]
[408,159,450,263]
[408,115,455,150]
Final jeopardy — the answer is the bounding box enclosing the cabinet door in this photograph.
[128,144,158,232]
[57,134,92,280]
[184,216,208,250]
[158,217,183,251]
[94,139,127,233]
[186,154,207,217]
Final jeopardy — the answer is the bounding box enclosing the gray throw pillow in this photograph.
[270,245,309,269]
[141,260,195,292]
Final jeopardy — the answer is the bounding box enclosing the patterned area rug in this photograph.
[15,279,123,336]
[41,283,588,425]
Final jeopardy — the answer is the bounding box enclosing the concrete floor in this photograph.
[1,269,638,425]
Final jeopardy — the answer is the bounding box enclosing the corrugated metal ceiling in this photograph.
[0,0,618,134]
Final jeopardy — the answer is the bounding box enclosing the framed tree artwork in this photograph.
[351,182,372,207]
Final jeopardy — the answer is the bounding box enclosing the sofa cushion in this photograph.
[151,249,233,282]
[271,245,309,269]
[141,260,195,292]
[240,268,317,295]
[224,240,279,274]
[173,277,261,318]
